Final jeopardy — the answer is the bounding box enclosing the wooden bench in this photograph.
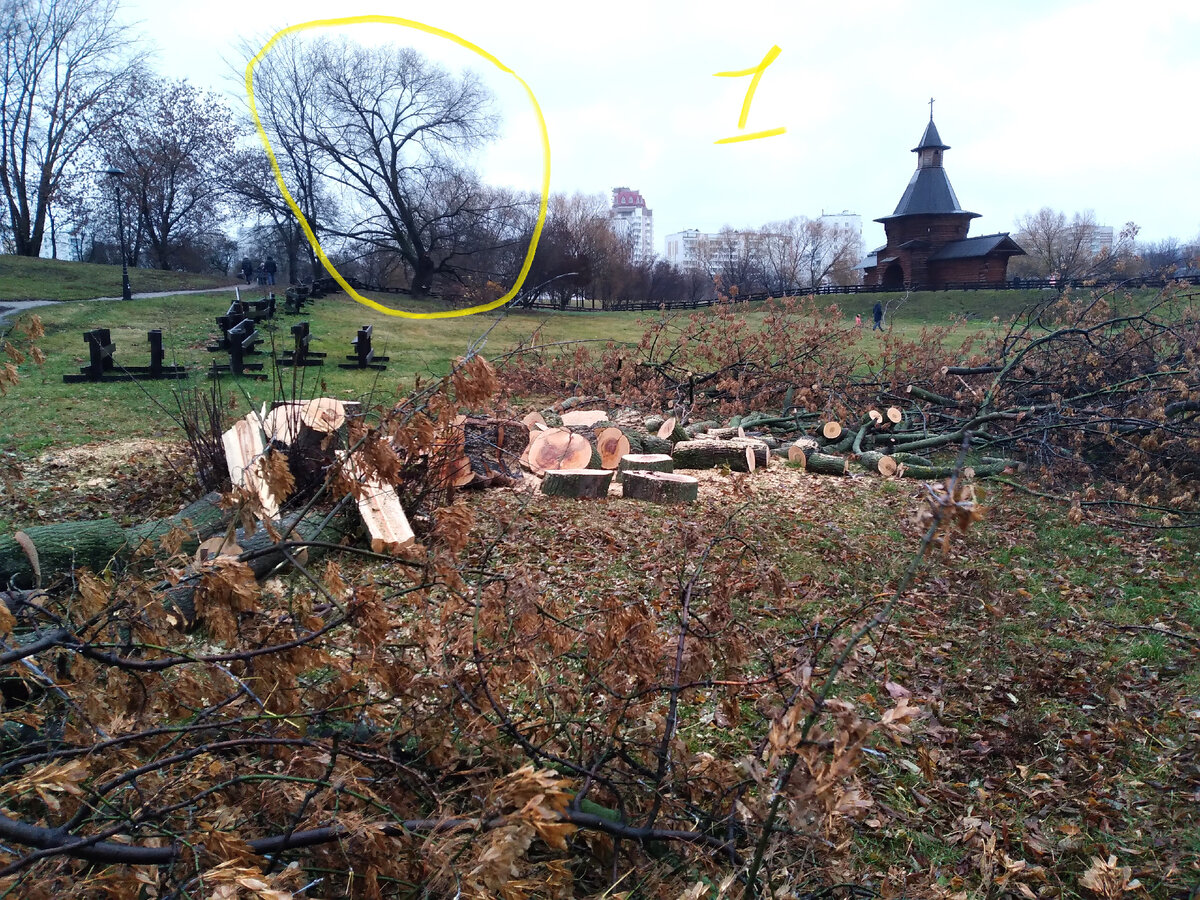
[338,324,389,370]
[277,321,326,368]
[208,318,266,379]
[63,329,187,382]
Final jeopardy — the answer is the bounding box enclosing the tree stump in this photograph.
[541,468,613,499]
[616,453,673,483]
[672,438,769,472]
[621,471,699,504]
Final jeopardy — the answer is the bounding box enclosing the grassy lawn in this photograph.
[0,254,235,301]
[0,281,1169,458]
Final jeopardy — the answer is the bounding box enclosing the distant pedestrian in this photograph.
[855,314,862,328]
[265,256,277,286]
[256,263,266,286]
[872,300,883,331]
[239,257,253,284]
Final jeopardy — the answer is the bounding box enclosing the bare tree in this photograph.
[759,217,863,295]
[95,78,236,270]
[0,0,144,257]
[1012,207,1117,282]
[251,36,506,296]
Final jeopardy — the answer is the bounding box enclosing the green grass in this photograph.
[0,290,650,454]
[0,254,234,301]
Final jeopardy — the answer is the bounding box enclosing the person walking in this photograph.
[872,300,884,331]
[265,256,278,286]
[855,314,862,328]
[240,257,254,285]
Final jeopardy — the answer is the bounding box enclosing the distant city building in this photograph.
[858,113,1024,289]
[664,229,704,272]
[609,187,654,265]
[818,211,863,242]
[663,228,763,275]
[1081,225,1114,256]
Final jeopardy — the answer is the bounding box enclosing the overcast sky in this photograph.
[125,0,1199,253]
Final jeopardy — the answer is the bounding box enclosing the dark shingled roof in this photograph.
[912,119,949,152]
[928,233,1026,261]
[876,167,979,221]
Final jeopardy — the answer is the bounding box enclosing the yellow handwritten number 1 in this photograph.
[713,45,786,144]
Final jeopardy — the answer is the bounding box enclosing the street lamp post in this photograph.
[104,167,132,301]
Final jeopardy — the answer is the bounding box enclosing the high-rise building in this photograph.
[609,187,654,265]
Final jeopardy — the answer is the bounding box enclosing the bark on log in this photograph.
[898,460,1015,480]
[457,416,528,487]
[561,409,609,428]
[621,471,699,504]
[791,436,821,457]
[540,469,614,499]
[163,507,357,627]
[857,451,898,477]
[672,438,769,472]
[644,416,665,433]
[1,493,228,590]
[639,434,673,455]
[615,454,673,483]
[804,452,849,476]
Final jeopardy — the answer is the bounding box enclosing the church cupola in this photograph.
[913,117,950,168]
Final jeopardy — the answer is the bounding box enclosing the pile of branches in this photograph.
[502,285,1200,524]
[0,351,938,898]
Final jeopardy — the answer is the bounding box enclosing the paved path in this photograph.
[0,284,243,323]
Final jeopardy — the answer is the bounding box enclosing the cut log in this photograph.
[522,411,547,431]
[672,438,769,472]
[640,434,673,455]
[541,468,613,499]
[300,397,347,433]
[0,493,228,590]
[821,421,843,441]
[898,460,1015,480]
[886,406,904,425]
[162,505,357,627]
[615,453,673,483]
[867,409,884,426]
[786,444,807,467]
[706,427,738,440]
[561,409,609,428]
[527,428,594,475]
[657,417,676,440]
[644,416,665,433]
[745,446,756,472]
[858,451,898,477]
[455,416,528,488]
[339,452,415,553]
[805,452,849,476]
[791,436,821,457]
[621,471,699,504]
[596,427,632,469]
[222,413,280,519]
[262,402,304,445]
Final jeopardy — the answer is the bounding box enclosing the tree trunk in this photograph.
[162,506,357,626]
[804,452,849,476]
[621,471,699,504]
[0,493,227,590]
[857,451,898,477]
[540,469,613,499]
[672,438,768,472]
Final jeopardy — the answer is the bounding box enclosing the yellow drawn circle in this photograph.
[245,16,550,320]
